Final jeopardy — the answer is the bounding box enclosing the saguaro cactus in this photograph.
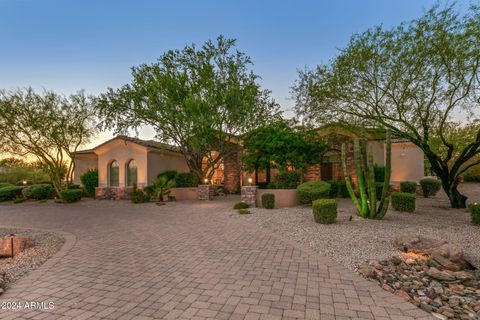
[341,130,391,219]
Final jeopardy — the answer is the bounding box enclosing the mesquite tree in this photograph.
[98,36,280,181]
[293,5,480,208]
[0,88,97,197]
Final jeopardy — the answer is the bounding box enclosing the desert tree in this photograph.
[97,35,280,181]
[0,88,97,197]
[293,5,480,208]
[242,120,328,184]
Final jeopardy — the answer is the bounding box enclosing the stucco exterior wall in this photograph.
[147,150,190,185]
[96,140,149,188]
[391,142,424,183]
[73,153,98,185]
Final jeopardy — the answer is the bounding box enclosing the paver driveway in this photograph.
[0,198,431,320]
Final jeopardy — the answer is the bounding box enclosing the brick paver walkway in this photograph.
[0,198,431,319]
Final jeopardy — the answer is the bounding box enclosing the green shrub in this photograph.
[233,202,249,209]
[312,199,337,224]
[130,188,150,203]
[174,172,199,187]
[375,183,392,200]
[60,189,82,203]
[273,171,301,189]
[391,192,416,212]
[374,166,386,182]
[468,203,480,225]
[80,169,98,197]
[22,184,52,200]
[400,181,417,194]
[238,209,251,215]
[0,183,13,189]
[157,170,178,181]
[419,178,441,198]
[0,186,24,201]
[297,181,331,205]
[261,193,275,209]
[266,181,277,189]
[327,181,349,198]
[143,185,156,199]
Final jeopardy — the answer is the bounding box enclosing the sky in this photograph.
[0,0,469,148]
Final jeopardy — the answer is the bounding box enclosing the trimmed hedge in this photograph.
[312,199,337,224]
[0,186,24,201]
[272,171,301,189]
[233,202,249,209]
[400,181,417,194]
[238,209,251,215]
[297,181,331,205]
[261,193,275,209]
[175,172,199,188]
[80,169,98,197]
[22,184,52,200]
[419,178,441,198]
[391,192,416,212]
[60,189,82,203]
[469,203,480,225]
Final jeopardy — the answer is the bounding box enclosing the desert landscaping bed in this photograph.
[231,195,480,271]
[0,228,64,294]
[230,185,480,319]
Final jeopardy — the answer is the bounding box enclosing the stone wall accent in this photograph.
[241,186,258,207]
[95,187,127,200]
[197,184,214,200]
[223,145,242,194]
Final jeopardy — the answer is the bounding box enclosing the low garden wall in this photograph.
[170,187,198,201]
[256,189,298,208]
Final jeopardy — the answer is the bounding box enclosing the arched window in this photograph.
[109,160,119,187]
[126,159,137,187]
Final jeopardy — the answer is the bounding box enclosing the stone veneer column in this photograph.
[241,186,258,207]
[198,184,214,200]
[223,146,242,194]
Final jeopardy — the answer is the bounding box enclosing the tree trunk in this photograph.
[448,184,467,209]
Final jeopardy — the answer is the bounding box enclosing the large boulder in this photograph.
[0,236,35,257]
[393,235,447,253]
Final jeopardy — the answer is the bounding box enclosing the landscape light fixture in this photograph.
[248,177,253,186]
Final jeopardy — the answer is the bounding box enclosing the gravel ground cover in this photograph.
[0,229,64,292]
[231,183,480,272]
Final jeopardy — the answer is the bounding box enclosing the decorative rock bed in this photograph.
[358,235,480,319]
[0,229,64,294]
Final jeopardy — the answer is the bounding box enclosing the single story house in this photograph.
[74,126,424,199]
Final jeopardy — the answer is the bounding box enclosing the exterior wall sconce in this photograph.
[247,177,253,186]
[203,178,209,184]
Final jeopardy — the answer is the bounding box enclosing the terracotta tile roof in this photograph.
[75,135,180,154]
